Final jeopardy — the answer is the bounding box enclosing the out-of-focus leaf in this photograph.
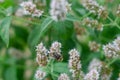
[5,6,13,16]
[4,58,17,80]
[0,16,12,47]
[53,62,69,74]
[66,13,80,21]
[5,67,17,80]
[28,17,53,51]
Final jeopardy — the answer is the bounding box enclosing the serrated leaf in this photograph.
[0,16,12,47]
[28,17,53,51]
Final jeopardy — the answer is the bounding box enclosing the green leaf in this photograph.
[28,17,53,51]
[5,67,17,80]
[0,16,12,47]
[5,6,13,16]
[53,62,69,74]
[66,13,80,21]
[5,58,17,80]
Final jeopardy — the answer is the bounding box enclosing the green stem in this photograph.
[49,59,56,80]
[103,23,114,26]
[115,17,118,22]
[107,16,120,29]
[80,12,91,20]
[107,16,113,22]
[106,58,117,67]
[70,10,91,21]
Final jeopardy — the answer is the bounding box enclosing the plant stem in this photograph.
[80,12,91,20]
[106,58,117,67]
[107,16,120,29]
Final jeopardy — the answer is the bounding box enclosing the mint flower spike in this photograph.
[50,0,71,21]
[103,36,120,59]
[88,58,102,72]
[84,69,99,80]
[36,43,48,66]
[68,49,84,79]
[20,1,43,17]
[49,41,63,61]
[35,69,46,80]
[83,0,107,19]
[58,73,70,80]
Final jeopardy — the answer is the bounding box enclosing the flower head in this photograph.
[20,1,43,17]
[36,43,48,66]
[83,18,103,31]
[35,69,46,80]
[103,36,120,58]
[83,0,107,18]
[103,43,118,58]
[49,41,63,61]
[20,1,36,15]
[50,0,71,21]
[88,58,102,72]
[32,9,44,17]
[89,41,101,52]
[68,49,83,79]
[113,37,120,52]
[58,73,70,80]
[84,69,99,80]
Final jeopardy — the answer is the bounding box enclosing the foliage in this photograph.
[0,0,120,80]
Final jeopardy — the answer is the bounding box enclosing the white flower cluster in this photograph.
[88,58,102,72]
[0,0,4,3]
[88,41,101,52]
[68,49,82,79]
[103,36,120,58]
[49,41,61,55]
[35,69,46,80]
[36,41,63,67]
[100,64,112,80]
[20,1,43,17]
[35,41,63,79]
[36,43,48,66]
[84,58,102,80]
[84,69,99,80]
[50,0,71,21]
[116,4,120,16]
[83,18,103,31]
[83,0,107,18]
[49,41,63,61]
[58,73,70,80]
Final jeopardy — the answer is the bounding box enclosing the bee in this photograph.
[50,52,63,61]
